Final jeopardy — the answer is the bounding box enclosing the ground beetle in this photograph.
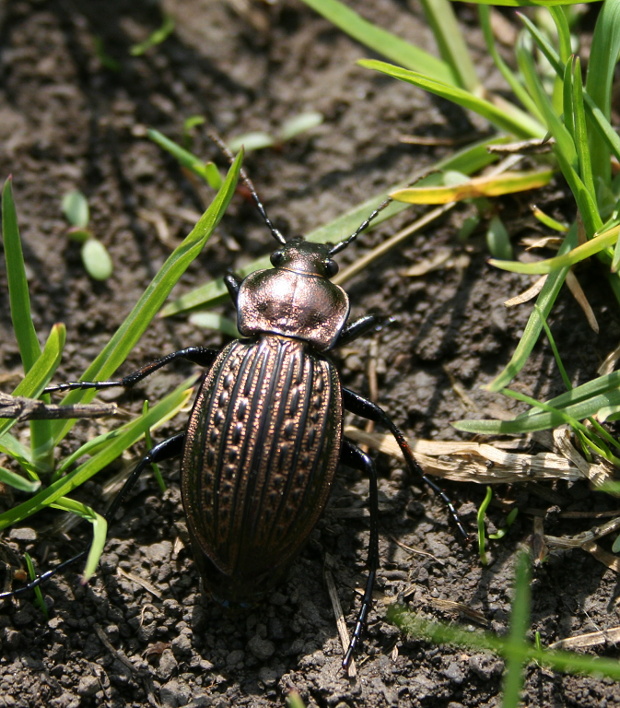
[1,142,467,668]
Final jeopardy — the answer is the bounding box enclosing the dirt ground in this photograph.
[1,1,619,707]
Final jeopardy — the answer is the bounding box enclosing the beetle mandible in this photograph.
[1,141,467,668]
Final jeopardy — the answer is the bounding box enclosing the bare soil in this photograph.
[1,2,619,707]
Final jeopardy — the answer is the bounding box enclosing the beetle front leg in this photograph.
[0,434,186,600]
[342,387,469,542]
[336,314,392,348]
[44,348,221,394]
[339,438,379,670]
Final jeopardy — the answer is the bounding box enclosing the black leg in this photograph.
[342,387,469,542]
[339,438,379,669]
[336,314,391,348]
[44,347,220,394]
[0,434,186,599]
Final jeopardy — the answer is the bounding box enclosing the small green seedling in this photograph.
[227,111,324,152]
[477,486,518,566]
[61,190,113,281]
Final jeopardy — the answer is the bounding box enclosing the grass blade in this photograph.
[489,222,619,274]
[50,497,107,582]
[2,178,54,467]
[486,224,578,391]
[0,324,66,441]
[359,59,545,139]
[299,0,455,83]
[585,0,620,192]
[420,0,480,92]
[502,553,531,708]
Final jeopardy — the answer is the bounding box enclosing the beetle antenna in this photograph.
[328,196,393,256]
[208,131,287,245]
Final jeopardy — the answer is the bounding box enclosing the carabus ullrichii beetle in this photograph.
[1,141,466,668]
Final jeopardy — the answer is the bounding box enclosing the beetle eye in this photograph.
[270,251,285,267]
[325,259,339,277]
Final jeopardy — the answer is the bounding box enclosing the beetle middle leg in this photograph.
[0,434,186,599]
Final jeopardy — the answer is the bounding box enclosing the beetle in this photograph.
[1,144,467,668]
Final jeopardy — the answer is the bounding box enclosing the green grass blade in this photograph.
[48,152,242,445]
[0,324,66,440]
[2,178,41,370]
[518,13,563,76]
[299,0,455,83]
[549,6,573,65]
[454,387,620,435]
[359,59,545,139]
[388,605,620,679]
[2,178,54,466]
[420,0,480,92]
[147,128,217,185]
[502,553,531,708]
[568,59,596,207]
[479,6,542,122]
[0,467,41,493]
[52,382,193,478]
[451,0,600,5]
[50,497,107,582]
[520,10,620,168]
[0,381,189,530]
[477,486,492,565]
[585,0,620,192]
[486,224,578,391]
[488,222,619,274]
[130,14,175,56]
[162,137,506,316]
[517,45,602,236]
[24,553,48,618]
[0,435,37,474]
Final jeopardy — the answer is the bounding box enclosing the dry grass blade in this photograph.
[323,563,356,678]
[581,541,620,574]
[545,516,620,550]
[117,567,164,600]
[598,343,620,376]
[429,598,490,627]
[0,391,118,421]
[343,426,614,486]
[565,270,599,333]
[549,625,620,651]
[504,275,546,306]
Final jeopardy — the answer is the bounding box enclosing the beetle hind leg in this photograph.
[342,387,469,542]
[339,438,379,669]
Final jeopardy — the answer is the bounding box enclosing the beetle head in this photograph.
[270,237,339,279]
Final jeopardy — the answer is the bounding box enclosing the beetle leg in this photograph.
[224,271,243,305]
[336,314,392,348]
[44,348,221,394]
[342,387,469,541]
[339,438,379,669]
[0,434,185,600]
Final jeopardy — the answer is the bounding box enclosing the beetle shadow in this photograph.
[180,553,346,690]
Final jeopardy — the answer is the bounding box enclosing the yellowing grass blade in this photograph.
[392,169,554,205]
